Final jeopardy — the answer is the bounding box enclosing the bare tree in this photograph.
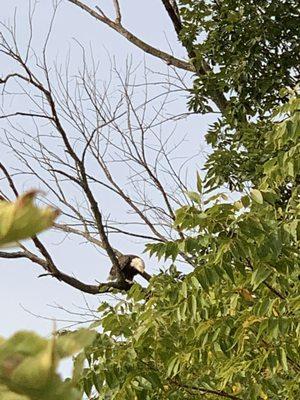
[68,0,228,112]
[0,2,200,295]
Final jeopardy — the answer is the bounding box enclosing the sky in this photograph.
[0,0,215,343]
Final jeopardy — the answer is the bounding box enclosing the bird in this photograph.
[108,254,145,283]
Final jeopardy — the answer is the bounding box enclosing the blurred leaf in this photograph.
[56,330,96,359]
[0,191,59,247]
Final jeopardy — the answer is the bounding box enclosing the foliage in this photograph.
[0,191,59,247]
[79,94,300,399]
[178,0,300,192]
[1,1,299,399]
[204,87,300,193]
[0,329,96,400]
[179,0,299,117]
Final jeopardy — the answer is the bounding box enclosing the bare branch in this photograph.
[0,9,196,296]
[0,161,19,196]
[112,0,122,24]
[54,222,124,256]
[67,0,228,112]
[68,0,194,72]
[0,111,53,121]
[0,249,146,294]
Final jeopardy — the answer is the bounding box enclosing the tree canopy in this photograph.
[83,92,299,399]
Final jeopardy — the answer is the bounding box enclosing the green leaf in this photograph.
[187,191,202,204]
[166,357,177,378]
[181,282,188,299]
[0,331,83,400]
[241,195,251,208]
[191,276,200,290]
[196,172,203,193]
[223,263,235,283]
[250,189,264,204]
[251,265,272,290]
[191,295,197,319]
[278,347,288,371]
[72,352,85,385]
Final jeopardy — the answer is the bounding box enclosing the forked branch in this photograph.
[67,0,195,72]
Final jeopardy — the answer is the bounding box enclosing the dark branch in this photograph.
[0,250,144,294]
[246,259,286,300]
[161,0,182,35]
[0,162,19,196]
[172,381,242,400]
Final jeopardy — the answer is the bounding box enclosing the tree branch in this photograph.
[160,0,182,35]
[0,162,19,197]
[4,50,126,281]
[67,1,228,112]
[67,0,194,72]
[246,259,286,300]
[54,222,123,256]
[112,0,122,23]
[0,111,53,121]
[172,381,242,400]
[0,250,136,294]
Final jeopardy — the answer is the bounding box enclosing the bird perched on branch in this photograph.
[108,254,145,283]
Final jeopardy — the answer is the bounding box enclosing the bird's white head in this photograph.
[130,257,145,273]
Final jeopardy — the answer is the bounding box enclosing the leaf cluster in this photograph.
[179,0,299,117]
[0,330,96,400]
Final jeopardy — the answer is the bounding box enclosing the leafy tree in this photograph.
[177,0,300,192]
[0,1,299,399]
[180,0,299,116]
[80,91,300,400]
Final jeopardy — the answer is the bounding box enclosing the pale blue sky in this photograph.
[0,0,214,340]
